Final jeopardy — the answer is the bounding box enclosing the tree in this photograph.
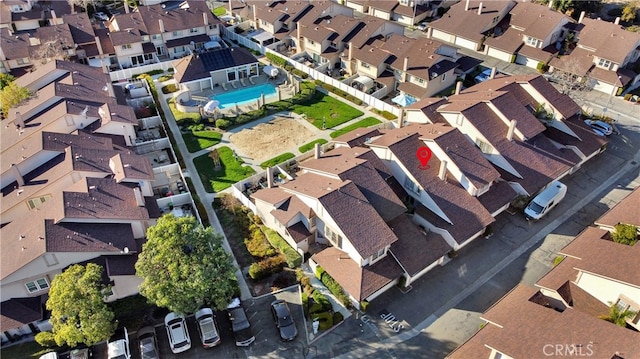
[46,264,116,347]
[622,1,639,23]
[0,81,32,118]
[599,302,638,327]
[0,73,15,90]
[546,58,596,101]
[611,223,638,245]
[136,214,239,314]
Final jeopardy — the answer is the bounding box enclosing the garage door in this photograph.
[487,47,514,63]
[454,37,478,51]
[515,55,540,68]
[431,29,454,44]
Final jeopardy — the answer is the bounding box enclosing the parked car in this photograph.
[474,68,493,83]
[107,328,130,359]
[524,181,567,221]
[195,308,221,348]
[68,348,91,359]
[584,119,613,136]
[416,22,428,31]
[227,300,255,347]
[93,12,109,21]
[165,312,191,354]
[270,300,298,341]
[137,326,160,359]
[39,353,58,359]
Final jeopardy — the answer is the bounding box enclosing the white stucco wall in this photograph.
[576,271,640,308]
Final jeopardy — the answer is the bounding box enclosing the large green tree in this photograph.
[136,214,239,314]
[46,264,116,347]
[0,81,32,118]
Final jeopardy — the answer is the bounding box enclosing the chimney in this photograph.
[159,19,165,34]
[253,4,258,28]
[507,119,517,141]
[14,112,25,129]
[314,142,321,159]
[11,164,25,187]
[614,17,620,25]
[266,167,274,188]
[477,2,483,15]
[465,0,470,11]
[454,81,462,95]
[438,160,447,181]
[578,11,585,24]
[348,41,353,63]
[489,66,497,80]
[124,1,130,13]
[402,57,409,82]
[397,108,404,128]
[548,0,554,8]
[296,23,302,53]
[203,12,209,26]
[229,0,233,13]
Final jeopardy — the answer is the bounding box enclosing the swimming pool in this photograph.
[210,83,277,109]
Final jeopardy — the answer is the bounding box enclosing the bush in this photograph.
[302,292,309,315]
[244,229,277,258]
[333,312,344,324]
[271,270,297,290]
[260,153,295,169]
[263,227,302,267]
[216,119,232,129]
[360,300,369,312]
[309,302,324,315]
[311,312,333,331]
[266,52,287,67]
[157,74,174,82]
[611,223,638,245]
[373,108,397,120]
[161,84,178,94]
[35,332,56,347]
[316,265,350,307]
[315,266,325,280]
[312,291,332,311]
[248,255,286,280]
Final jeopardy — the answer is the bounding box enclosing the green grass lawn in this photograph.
[292,94,363,129]
[260,152,295,169]
[1,341,51,359]
[299,139,328,153]
[168,101,202,123]
[182,130,222,153]
[194,146,256,193]
[330,117,382,138]
[213,6,227,16]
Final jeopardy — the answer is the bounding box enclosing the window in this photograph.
[27,195,52,210]
[442,73,446,82]
[309,216,316,227]
[152,34,160,40]
[475,138,493,153]
[403,176,419,194]
[174,46,186,53]
[25,278,49,293]
[261,20,267,26]
[122,44,132,50]
[172,31,181,37]
[361,62,370,69]
[417,77,425,84]
[598,58,611,69]
[142,35,149,41]
[324,226,342,248]
[144,53,154,61]
[526,36,538,47]
[17,58,27,65]
[190,28,198,33]
[371,248,385,261]
[209,24,217,30]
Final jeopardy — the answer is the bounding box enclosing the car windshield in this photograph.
[529,201,544,214]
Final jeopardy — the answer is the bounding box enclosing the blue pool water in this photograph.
[211,83,277,109]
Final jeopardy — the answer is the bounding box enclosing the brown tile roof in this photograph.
[95,27,115,54]
[351,44,393,67]
[300,146,368,175]
[109,11,147,34]
[366,0,396,12]
[428,0,516,42]
[509,2,570,40]
[590,66,636,86]
[543,114,608,158]
[535,255,579,292]
[270,195,313,225]
[280,172,347,199]
[0,27,30,60]
[516,42,557,62]
[287,222,312,243]
[0,3,10,27]
[579,17,640,64]
[0,297,44,331]
[62,12,95,44]
[484,26,523,53]
[108,28,144,46]
[595,186,640,229]
[559,227,640,287]
[312,246,403,301]
[318,181,398,258]
[528,75,581,118]
[354,147,393,180]
[548,46,594,76]
[389,215,451,276]
[566,281,609,318]
[251,187,292,205]
[331,128,381,147]
[477,180,518,214]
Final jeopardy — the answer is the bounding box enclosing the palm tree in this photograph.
[599,302,637,327]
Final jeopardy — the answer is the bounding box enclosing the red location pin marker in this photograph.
[416,146,432,170]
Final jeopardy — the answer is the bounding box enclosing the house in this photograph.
[172,47,260,92]
[427,0,516,51]
[549,13,640,95]
[406,74,607,196]
[365,0,437,26]
[1,0,71,32]
[484,1,572,68]
[0,27,32,73]
[448,187,640,358]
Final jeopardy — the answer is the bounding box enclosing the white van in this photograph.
[524,181,567,221]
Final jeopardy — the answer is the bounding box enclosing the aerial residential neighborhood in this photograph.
[1,0,638,358]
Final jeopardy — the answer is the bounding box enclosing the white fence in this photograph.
[109,61,175,82]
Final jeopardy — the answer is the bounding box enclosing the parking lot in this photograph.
[90,286,305,359]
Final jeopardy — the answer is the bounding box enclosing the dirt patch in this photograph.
[229,117,314,162]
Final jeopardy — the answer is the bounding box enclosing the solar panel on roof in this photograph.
[201,49,236,72]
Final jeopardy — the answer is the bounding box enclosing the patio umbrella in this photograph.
[203,100,219,113]
[392,93,417,107]
[264,65,279,77]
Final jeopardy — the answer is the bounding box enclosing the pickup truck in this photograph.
[195,308,221,348]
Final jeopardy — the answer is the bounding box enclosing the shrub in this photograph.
[553,255,564,267]
[373,109,397,120]
[260,153,295,169]
[312,291,332,311]
[244,229,277,258]
[216,119,232,129]
[266,52,287,67]
[263,227,302,267]
[333,312,344,324]
[248,255,286,280]
[35,332,56,347]
[302,292,309,316]
[309,302,324,315]
[315,266,325,280]
[360,300,369,312]
[157,74,174,82]
[311,312,333,331]
[611,223,638,245]
[161,84,178,94]
[316,265,350,307]
[291,68,309,79]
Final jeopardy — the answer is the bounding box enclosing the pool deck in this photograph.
[192,73,296,116]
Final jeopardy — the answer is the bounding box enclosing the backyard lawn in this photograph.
[213,6,226,16]
[0,341,50,359]
[260,152,295,169]
[299,139,328,153]
[183,130,222,153]
[168,101,201,123]
[194,146,256,192]
[330,117,382,138]
[292,93,363,129]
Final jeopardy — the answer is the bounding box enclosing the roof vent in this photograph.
[19,235,26,240]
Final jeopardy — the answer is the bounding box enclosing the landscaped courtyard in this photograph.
[193,146,256,192]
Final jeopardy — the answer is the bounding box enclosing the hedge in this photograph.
[262,227,302,268]
[215,119,232,129]
[311,312,333,331]
[315,80,364,105]
[299,139,328,153]
[248,254,286,280]
[312,291,332,311]
[161,84,178,94]
[260,152,295,169]
[244,228,277,258]
[266,52,287,67]
[333,312,344,324]
[315,265,350,307]
[372,108,397,120]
